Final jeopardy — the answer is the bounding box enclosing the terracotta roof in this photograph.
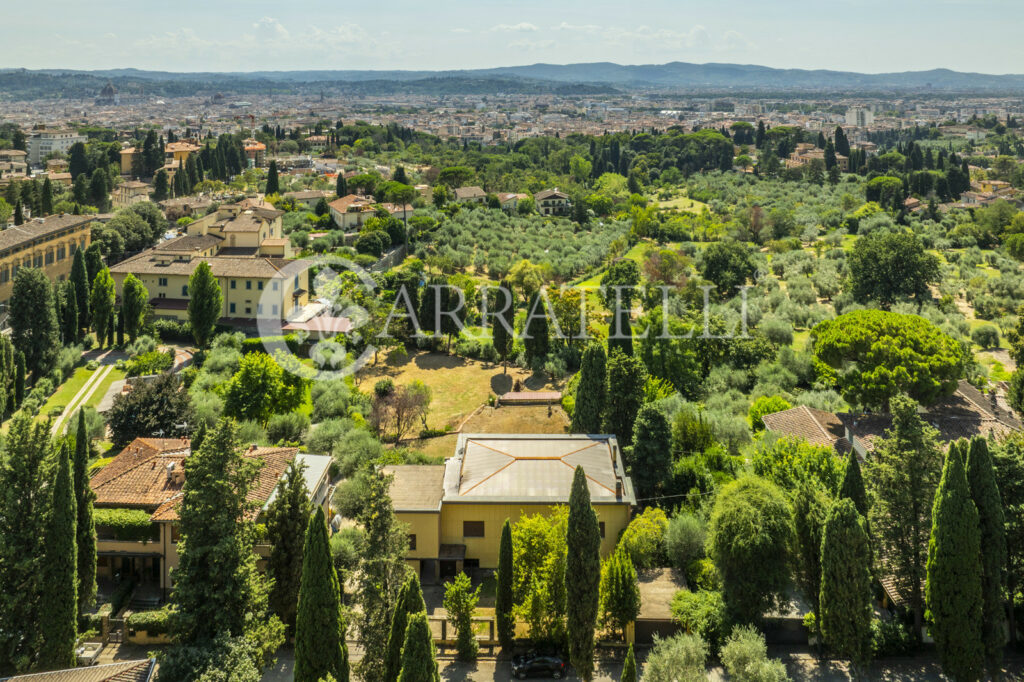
[221,211,267,233]
[534,188,569,200]
[0,214,95,255]
[383,465,445,512]
[150,445,298,522]
[91,438,191,509]
[156,234,222,253]
[7,659,155,682]
[109,250,305,279]
[165,141,200,153]
[92,437,298,522]
[328,194,373,213]
[284,190,331,201]
[761,405,847,450]
[454,186,486,200]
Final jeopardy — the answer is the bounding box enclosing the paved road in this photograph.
[261,646,1024,681]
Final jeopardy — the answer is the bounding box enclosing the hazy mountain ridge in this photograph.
[3,61,1024,99]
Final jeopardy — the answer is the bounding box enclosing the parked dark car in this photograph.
[511,652,567,679]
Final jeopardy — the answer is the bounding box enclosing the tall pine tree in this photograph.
[566,466,601,681]
[265,161,280,195]
[621,643,637,682]
[628,404,672,500]
[385,574,427,682]
[294,507,348,682]
[490,281,515,374]
[397,612,439,682]
[926,442,984,682]
[965,437,1006,674]
[73,410,96,615]
[38,443,77,671]
[571,342,606,434]
[819,498,872,671]
[603,348,647,445]
[267,460,312,634]
[495,519,515,650]
[70,248,90,336]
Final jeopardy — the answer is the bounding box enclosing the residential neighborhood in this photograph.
[5,3,1024,682]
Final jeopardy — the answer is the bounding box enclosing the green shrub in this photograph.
[266,412,309,444]
[665,513,706,569]
[971,324,1000,349]
[124,349,174,377]
[619,507,669,569]
[686,558,721,592]
[670,589,728,653]
[126,607,172,635]
[871,618,915,657]
[93,508,158,542]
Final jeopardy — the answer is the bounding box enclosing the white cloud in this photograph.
[491,22,539,33]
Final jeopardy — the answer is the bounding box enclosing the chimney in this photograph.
[165,462,175,482]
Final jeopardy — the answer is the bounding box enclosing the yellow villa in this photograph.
[109,198,309,322]
[0,214,94,306]
[386,434,636,583]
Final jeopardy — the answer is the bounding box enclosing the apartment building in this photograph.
[26,128,87,167]
[0,214,94,306]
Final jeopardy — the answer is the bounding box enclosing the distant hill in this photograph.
[3,61,1024,100]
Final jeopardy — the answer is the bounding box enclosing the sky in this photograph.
[3,0,1023,74]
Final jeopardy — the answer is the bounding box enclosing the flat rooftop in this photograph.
[443,434,635,505]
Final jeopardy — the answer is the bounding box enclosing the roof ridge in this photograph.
[802,404,835,443]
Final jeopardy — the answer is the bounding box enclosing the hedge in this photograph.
[126,607,172,635]
[241,334,302,356]
[124,349,175,377]
[93,508,158,542]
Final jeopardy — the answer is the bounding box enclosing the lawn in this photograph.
[359,351,560,432]
[82,367,127,410]
[402,402,569,458]
[38,366,96,420]
[656,195,708,213]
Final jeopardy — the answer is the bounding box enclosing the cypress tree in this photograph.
[628,404,672,500]
[522,292,549,365]
[14,351,24,407]
[926,442,984,682]
[599,547,640,640]
[838,449,869,518]
[566,466,601,681]
[73,410,96,615]
[607,306,632,359]
[41,178,53,216]
[61,282,78,346]
[792,483,830,639]
[621,643,637,682]
[965,437,1006,674]
[336,173,347,197]
[295,507,349,682]
[13,200,22,225]
[603,348,647,445]
[385,574,426,682]
[39,443,77,670]
[495,519,515,650]
[397,612,439,682]
[571,342,606,434]
[819,498,872,671]
[71,248,90,335]
[490,281,514,374]
[265,160,280,195]
[187,261,223,348]
[267,460,312,634]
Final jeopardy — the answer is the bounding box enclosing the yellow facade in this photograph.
[0,216,92,306]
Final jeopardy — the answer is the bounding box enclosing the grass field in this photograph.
[38,366,96,419]
[359,351,559,432]
[657,195,708,213]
